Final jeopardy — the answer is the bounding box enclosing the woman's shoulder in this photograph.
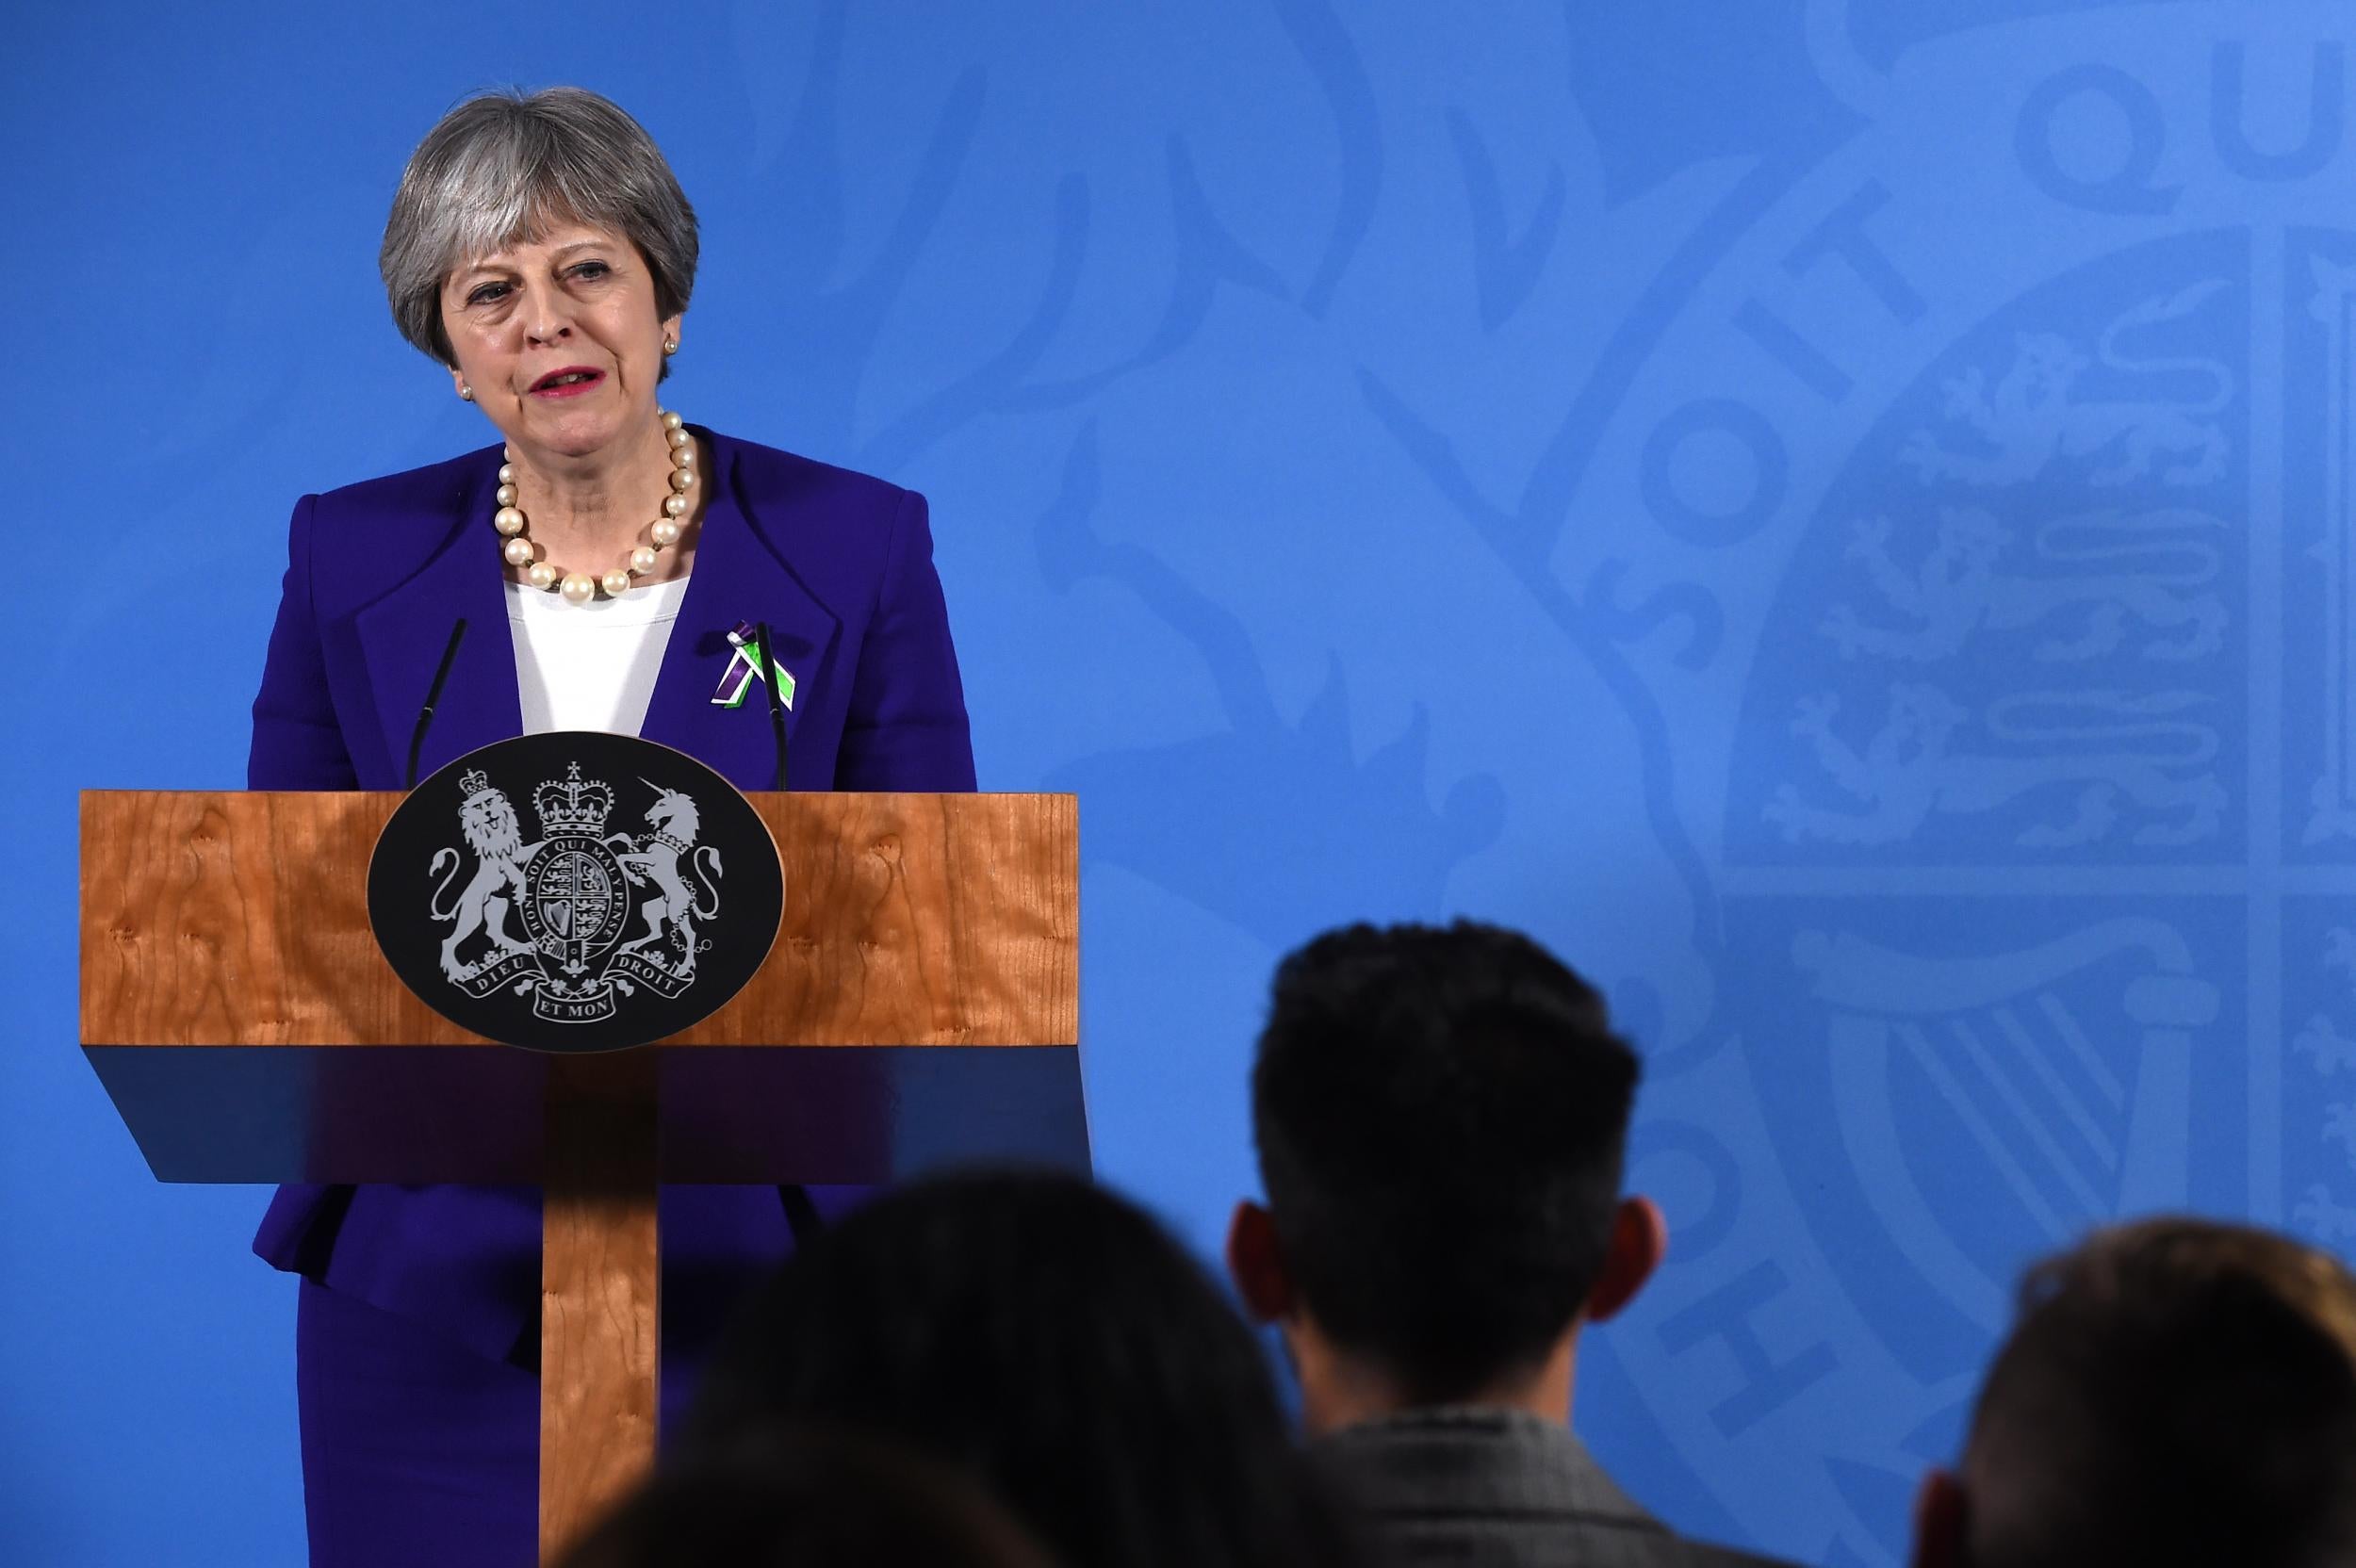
[705,431,916,518]
[307,443,502,524]
[303,435,913,525]
[282,447,501,596]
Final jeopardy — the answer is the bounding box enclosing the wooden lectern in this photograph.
[80,789,1083,1563]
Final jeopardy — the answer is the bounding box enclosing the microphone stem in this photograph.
[756,620,789,792]
[407,618,469,790]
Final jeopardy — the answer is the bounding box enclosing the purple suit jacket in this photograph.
[247,428,975,1363]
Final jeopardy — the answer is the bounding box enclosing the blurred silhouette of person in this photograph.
[683,1168,1360,1568]
[555,1428,1056,1568]
[1911,1217,2356,1568]
[1227,921,1790,1566]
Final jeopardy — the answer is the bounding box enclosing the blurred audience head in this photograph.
[683,1168,1356,1568]
[557,1428,1055,1568]
[1228,919,1658,1429]
[1913,1217,2356,1568]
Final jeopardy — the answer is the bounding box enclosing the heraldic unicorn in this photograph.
[426,760,725,1024]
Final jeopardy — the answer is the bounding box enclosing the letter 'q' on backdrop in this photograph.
[368,733,782,1052]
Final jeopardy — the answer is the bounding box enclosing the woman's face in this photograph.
[438,220,680,465]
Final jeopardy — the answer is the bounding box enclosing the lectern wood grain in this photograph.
[539,1053,660,1562]
[82,788,1081,1568]
[82,791,1078,1048]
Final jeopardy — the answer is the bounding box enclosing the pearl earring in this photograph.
[663,337,678,355]
[459,384,474,401]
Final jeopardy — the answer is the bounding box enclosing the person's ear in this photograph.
[1909,1468,1967,1568]
[661,313,684,357]
[1225,1200,1296,1324]
[449,363,471,401]
[1585,1195,1667,1324]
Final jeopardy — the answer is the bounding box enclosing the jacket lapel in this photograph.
[638,430,842,793]
[352,449,524,788]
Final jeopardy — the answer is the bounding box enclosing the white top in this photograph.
[506,576,691,736]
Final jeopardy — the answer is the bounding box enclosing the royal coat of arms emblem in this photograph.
[430,761,723,1023]
[370,733,783,1052]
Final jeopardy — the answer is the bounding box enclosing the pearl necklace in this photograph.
[493,410,696,604]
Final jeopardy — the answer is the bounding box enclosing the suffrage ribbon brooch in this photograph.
[712,620,796,710]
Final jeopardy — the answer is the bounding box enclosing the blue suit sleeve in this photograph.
[836,489,978,792]
[250,493,359,791]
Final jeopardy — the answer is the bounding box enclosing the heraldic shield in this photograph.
[368,731,784,1052]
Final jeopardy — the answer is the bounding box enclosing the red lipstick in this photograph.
[529,367,605,398]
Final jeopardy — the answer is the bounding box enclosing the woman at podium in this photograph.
[247,88,974,1566]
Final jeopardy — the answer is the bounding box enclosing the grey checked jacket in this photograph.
[1315,1407,1800,1568]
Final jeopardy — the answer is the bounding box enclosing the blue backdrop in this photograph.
[4,2,2342,1562]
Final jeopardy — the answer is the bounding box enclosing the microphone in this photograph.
[755,620,790,792]
[406,618,469,790]
[753,621,801,1231]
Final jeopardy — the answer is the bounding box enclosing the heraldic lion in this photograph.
[429,785,540,980]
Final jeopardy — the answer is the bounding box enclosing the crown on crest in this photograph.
[533,762,614,835]
[458,767,494,800]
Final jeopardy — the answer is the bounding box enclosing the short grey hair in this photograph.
[380,88,698,367]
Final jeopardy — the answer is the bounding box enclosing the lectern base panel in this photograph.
[82,1043,1088,1184]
